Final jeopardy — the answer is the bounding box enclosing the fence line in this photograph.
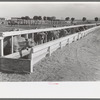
[4,24,99,59]
[0,24,100,73]
[29,25,100,72]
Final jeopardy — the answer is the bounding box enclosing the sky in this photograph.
[0,2,100,20]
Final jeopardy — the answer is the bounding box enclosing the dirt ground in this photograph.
[0,28,100,81]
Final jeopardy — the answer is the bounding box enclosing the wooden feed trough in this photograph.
[0,23,99,73]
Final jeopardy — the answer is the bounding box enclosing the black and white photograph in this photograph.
[0,2,100,82]
[0,1,100,98]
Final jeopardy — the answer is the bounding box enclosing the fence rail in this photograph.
[0,23,97,37]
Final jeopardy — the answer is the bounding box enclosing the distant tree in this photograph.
[95,17,98,22]
[24,16,30,20]
[95,17,99,25]
[51,16,56,21]
[71,17,75,22]
[38,16,42,20]
[33,16,38,20]
[65,17,70,21]
[33,16,42,20]
[95,17,98,23]
[43,16,47,20]
[21,16,25,19]
[82,17,86,22]
[47,17,51,21]
[45,16,56,21]
[71,17,75,24]
[21,16,30,20]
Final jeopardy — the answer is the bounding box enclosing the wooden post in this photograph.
[83,32,85,37]
[11,36,13,54]
[30,48,34,73]
[84,32,86,36]
[48,46,51,56]
[26,34,28,39]
[81,33,83,38]
[67,38,69,45]
[32,33,34,40]
[59,42,62,49]
[73,36,75,42]
[0,39,4,57]
[84,32,85,36]
[77,33,80,40]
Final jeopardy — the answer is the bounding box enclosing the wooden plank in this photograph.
[5,48,31,59]
[32,33,34,40]
[11,36,13,54]
[47,46,51,56]
[0,39,4,57]
[2,23,97,37]
[59,42,62,49]
[26,34,28,39]
[30,48,34,73]
[0,57,31,73]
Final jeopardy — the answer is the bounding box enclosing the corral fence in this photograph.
[29,25,100,72]
[0,23,100,73]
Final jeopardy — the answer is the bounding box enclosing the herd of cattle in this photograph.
[33,26,88,45]
[3,26,90,56]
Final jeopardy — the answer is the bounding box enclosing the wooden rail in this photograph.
[0,23,97,37]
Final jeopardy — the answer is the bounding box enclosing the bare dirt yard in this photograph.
[0,28,100,81]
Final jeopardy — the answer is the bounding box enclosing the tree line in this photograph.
[65,17,99,23]
[20,16,99,22]
[8,16,99,26]
[21,16,56,21]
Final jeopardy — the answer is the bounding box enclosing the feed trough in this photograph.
[0,23,99,73]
